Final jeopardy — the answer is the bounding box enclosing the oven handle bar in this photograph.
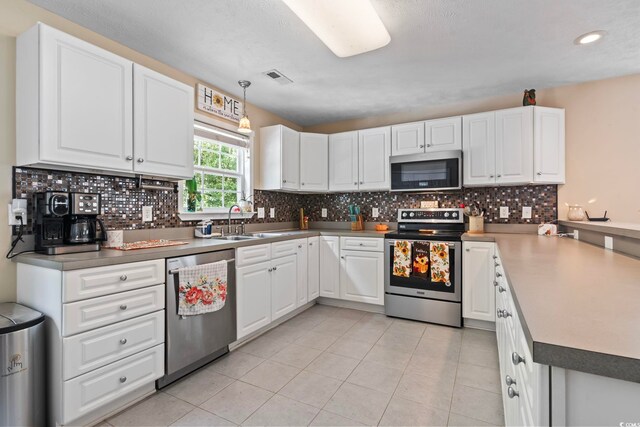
[168,258,235,275]
[385,240,458,247]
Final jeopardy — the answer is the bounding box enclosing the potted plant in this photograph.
[184,179,201,212]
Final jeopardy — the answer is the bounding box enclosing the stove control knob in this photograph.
[444,212,450,218]
[409,212,415,218]
[402,212,407,218]
[452,212,458,218]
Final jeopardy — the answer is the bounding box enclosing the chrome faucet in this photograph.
[228,204,241,235]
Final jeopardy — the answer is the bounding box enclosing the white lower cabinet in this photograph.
[271,254,298,321]
[462,241,496,322]
[319,236,340,298]
[236,261,272,339]
[307,237,320,300]
[339,250,384,305]
[295,239,309,307]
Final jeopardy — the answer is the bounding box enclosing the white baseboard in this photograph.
[317,297,385,314]
[463,317,496,331]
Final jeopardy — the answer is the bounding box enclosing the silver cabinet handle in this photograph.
[268,268,273,272]
[492,255,498,260]
[354,182,358,185]
[496,272,503,278]
[489,175,494,178]
[119,304,127,310]
[497,174,502,178]
[301,182,305,185]
[273,266,278,271]
[498,286,506,293]
[512,352,525,365]
[120,376,127,383]
[120,274,127,281]
[502,310,512,318]
[507,386,519,398]
[359,243,364,246]
[419,145,425,148]
[494,263,500,267]
[426,144,432,147]
[497,309,504,318]
[465,248,470,252]
[298,244,303,248]
[125,155,133,161]
[282,179,287,183]
[137,158,144,163]
[309,242,313,246]
[505,375,516,386]
[360,181,364,185]
[493,280,498,287]
[537,172,542,176]
[341,256,345,259]
[120,338,127,345]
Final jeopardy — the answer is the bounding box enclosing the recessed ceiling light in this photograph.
[574,30,607,45]
[282,0,391,58]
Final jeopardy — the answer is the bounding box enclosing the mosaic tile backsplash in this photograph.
[13,167,557,234]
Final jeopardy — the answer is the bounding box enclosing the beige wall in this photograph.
[0,0,301,302]
[305,74,640,224]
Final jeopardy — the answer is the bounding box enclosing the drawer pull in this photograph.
[494,263,500,267]
[119,304,128,310]
[298,244,303,248]
[309,242,313,246]
[493,280,498,287]
[120,274,128,281]
[512,352,525,365]
[507,386,519,398]
[359,243,364,246]
[498,286,506,293]
[273,266,277,271]
[120,338,127,345]
[497,309,504,318]
[120,376,127,383]
[505,375,516,386]
[502,310,512,318]
[496,272,503,278]
[492,255,498,260]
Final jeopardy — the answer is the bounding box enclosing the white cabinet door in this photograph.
[339,250,384,305]
[534,107,565,184]
[307,237,320,300]
[236,261,272,339]
[38,24,134,171]
[319,236,340,298]
[282,126,300,190]
[462,242,496,322]
[463,112,496,186]
[358,126,391,191]
[495,107,533,185]
[329,131,359,191]
[425,116,462,152]
[295,239,308,307]
[391,121,425,155]
[133,64,194,179]
[271,254,298,321]
[300,133,328,191]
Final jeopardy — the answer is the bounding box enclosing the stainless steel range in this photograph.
[384,208,464,327]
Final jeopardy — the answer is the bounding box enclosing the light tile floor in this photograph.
[105,304,503,426]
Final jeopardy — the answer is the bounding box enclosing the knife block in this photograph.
[351,215,364,231]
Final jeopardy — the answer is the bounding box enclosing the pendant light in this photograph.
[237,80,252,134]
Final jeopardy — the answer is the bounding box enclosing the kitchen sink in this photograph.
[250,231,301,238]
[213,235,260,241]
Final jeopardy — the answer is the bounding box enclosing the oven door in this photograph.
[390,151,462,191]
[384,239,461,302]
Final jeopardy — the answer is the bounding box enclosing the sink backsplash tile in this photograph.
[13,167,557,234]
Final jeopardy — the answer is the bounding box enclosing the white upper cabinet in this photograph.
[329,131,359,191]
[495,107,533,185]
[17,23,134,172]
[358,127,391,191]
[534,107,565,184]
[299,133,329,191]
[463,112,496,186]
[425,116,462,152]
[133,64,194,179]
[391,121,425,155]
[259,125,300,191]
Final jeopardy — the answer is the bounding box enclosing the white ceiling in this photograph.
[29,0,640,126]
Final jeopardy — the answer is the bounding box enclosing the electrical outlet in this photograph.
[372,207,379,218]
[8,199,27,226]
[142,206,153,222]
[604,236,613,250]
[257,207,265,219]
[270,207,275,218]
[500,206,509,218]
[573,230,579,240]
[522,206,532,219]
[321,208,327,218]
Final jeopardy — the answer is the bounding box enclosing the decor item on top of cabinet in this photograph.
[237,80,252,134]
[523,89,537,106]
[197,83,242,122]
[462,202,485,234]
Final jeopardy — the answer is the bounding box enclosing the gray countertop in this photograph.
[464,232,640,383]
[13,228,390,271]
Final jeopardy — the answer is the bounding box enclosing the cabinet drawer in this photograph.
[271,240,299,258]
[62,344,164,424]
[63,285,165,336]
[63,260,165,303]
[340,236,384,252]
[63,311,164,380]
[236,244,271,267]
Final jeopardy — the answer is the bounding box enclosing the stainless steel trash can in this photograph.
[0,303,45,427]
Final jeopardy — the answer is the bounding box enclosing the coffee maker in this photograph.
[34,192,107,254]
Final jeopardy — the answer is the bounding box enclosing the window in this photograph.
[183,121,251,212]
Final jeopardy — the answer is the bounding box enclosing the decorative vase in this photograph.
[187,192,199,212]
[239,200,252,213]
[567,205,586,221]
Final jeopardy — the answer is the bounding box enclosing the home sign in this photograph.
[197,83,242,122]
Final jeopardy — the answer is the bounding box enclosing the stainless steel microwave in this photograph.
[390,150,462,192]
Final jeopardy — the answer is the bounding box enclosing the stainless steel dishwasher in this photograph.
[156,249,236,388]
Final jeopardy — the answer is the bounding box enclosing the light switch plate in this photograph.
[522,206,532,219]
[257,207,265,219]
[372,207,379,218]
[270,207,276,218]
[604,236,613,250]
[500,207,509,218]
[321,208,327,218]
[142,206,153,222]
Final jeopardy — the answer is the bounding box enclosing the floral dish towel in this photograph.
[393,240,412,277]
[430,242,451,285]
[177,260,228,316]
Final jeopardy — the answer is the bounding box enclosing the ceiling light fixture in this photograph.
[282,0,390,58]
[574,30,607,45]
[237,80,252,134]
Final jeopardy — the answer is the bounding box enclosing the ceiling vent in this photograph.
[263,69,293,85]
